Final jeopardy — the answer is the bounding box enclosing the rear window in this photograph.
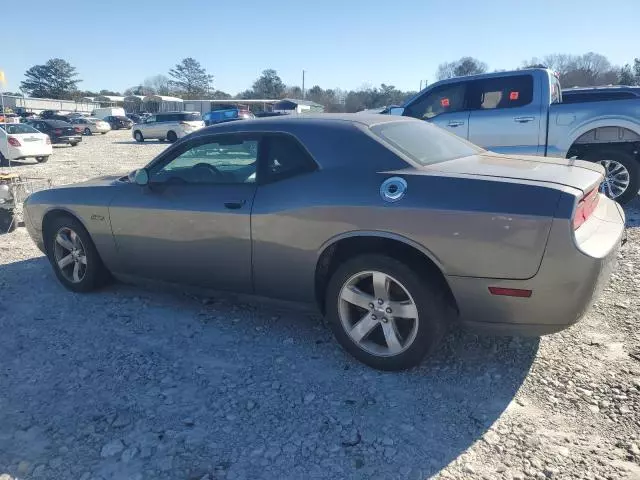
[370,120,483,166]
[0,124,39,134]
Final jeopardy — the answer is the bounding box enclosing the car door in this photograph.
[143,115,158,138]
[108,133,260,292]
[250,133,320,301]
[466,74,542,155]
[403,82,470,139]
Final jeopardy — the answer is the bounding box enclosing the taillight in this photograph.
[7,136,21,147]
[74,127,82,133]
[53,129,63,135]
[573,188,600,230]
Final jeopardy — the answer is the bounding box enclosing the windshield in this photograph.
[370,120,484,166]
[0,124,40,134]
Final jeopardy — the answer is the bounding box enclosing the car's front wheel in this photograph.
[134,131,144,142]
[325,254,449,371]
[46,215,110,292]
[70,142,79,147]
[166,131,178,143]
[84,128,92,135]
[35,156,49,163]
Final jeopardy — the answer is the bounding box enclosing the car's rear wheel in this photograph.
[46,215,110,293]
[134,131,144,142]
[166,131,178,143]
[36,156,49,163]
[325,254,448,371]
[70,142,79,147]
[583,148,639,204]
[84,128,92,136]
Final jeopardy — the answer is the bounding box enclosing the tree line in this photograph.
[9,53,640,113]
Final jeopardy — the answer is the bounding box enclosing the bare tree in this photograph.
[435,57,488,80]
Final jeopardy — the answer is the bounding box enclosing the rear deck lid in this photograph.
[431,152,604,194]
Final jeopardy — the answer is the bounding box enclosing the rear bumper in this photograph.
[6,144,53,159]
[449,197,625,336]
[52,136,82,144]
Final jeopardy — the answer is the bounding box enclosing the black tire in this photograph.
[84,127,92,136]
[166,131,178,143]
[101,132,107,135]
[36,156,49,163]
[134,131,144,142]
[45,215,111,293]
[70,142,79,147]
[0,152,8,167]
[583,148,639,204]
[325,254,449,371]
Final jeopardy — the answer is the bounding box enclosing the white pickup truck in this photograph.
[392,68,640,204]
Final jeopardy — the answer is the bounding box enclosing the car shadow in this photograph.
[0,159,38,167]
[0,256,538,479]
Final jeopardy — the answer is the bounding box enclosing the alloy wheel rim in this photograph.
[53,227,87,283]
[598,160,630,199]
[338,270,419,357]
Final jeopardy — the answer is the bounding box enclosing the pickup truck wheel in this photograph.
[584,149,639,204]
[325,254,448,371]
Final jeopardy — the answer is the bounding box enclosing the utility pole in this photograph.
[302,70,306,99]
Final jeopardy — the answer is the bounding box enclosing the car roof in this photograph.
[193,113,409,136]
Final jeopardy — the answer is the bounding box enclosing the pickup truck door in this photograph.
[402,82,470,139]
[467,74,543,155]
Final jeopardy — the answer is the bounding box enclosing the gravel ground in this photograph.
[0,129,639,480]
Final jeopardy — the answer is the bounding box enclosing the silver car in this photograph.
[23,114,625,370]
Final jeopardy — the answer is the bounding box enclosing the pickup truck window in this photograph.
[404,83,466,120]
[550,76,561,104]
[469,75,534,110]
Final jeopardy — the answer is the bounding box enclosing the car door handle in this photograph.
[514,116,535,123]
[224,200,246,210]
[447,121,465,127]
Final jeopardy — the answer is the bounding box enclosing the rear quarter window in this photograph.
[371,120,483,166]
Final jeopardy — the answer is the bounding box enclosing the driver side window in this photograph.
[152,136,258,185]
[404,82,467,120]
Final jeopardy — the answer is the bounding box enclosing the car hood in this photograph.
[427,152,604,194]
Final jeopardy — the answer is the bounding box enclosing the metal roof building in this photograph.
[273,98,324,113]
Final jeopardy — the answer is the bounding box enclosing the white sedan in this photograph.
[0,123,53,165]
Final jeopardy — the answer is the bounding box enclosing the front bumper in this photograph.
[22,205,45,253]
[450,197,625,336]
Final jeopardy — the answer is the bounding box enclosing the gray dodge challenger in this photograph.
[23,114,626,370]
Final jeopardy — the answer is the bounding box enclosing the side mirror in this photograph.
[133,169,149,186]
[389,107,405,116]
